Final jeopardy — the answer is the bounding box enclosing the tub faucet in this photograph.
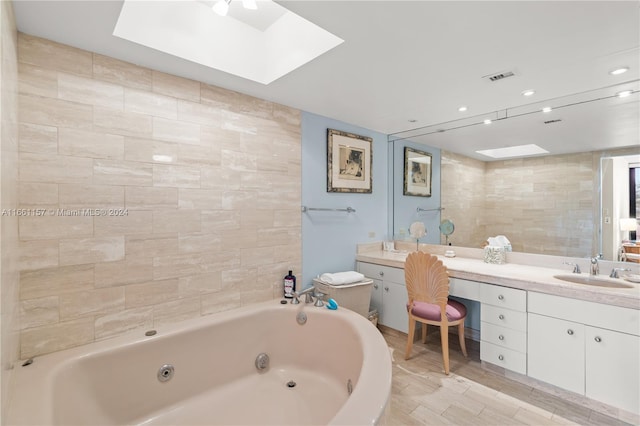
[291,286,315,304]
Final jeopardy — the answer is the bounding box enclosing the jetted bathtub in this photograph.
[7,300,392,425]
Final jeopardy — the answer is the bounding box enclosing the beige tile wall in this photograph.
[482,153,594,256]
[442,148,636,256]
[1,0,19,421]
[440,151,486,248]
[17,34,302,359]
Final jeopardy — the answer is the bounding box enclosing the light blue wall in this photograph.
[391,140,442,244]
[300,116,479,333]
[301,112,389,289]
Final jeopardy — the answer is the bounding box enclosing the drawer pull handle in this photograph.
[498,314,505,320]
[594,336,602,343]
[498,295,504,301]
[498,355,504,361]
[379,271,384,277]
[373,284,378,290]
[567,329,574,335]
[498,335,504,341]
[384,287,389,292]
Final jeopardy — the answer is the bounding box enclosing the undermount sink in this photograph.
[553,274,634,289]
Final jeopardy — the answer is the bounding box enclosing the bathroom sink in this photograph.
[553,274,634,289]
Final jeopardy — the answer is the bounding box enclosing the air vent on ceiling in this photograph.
[482,71,515,82]
[544,119,562,124]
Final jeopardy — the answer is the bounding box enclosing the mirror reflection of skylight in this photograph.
[113,0,343,85]
[476,144,549,159]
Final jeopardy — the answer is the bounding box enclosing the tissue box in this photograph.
[484,246,506,264]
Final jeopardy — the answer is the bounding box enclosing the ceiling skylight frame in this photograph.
[113,0,343,85]
[475,144,550,159]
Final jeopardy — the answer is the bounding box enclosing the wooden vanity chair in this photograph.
[404,252,468,374]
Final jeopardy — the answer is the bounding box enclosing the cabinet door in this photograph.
[586,326,640,415]
[369,278,383,314]
[380,281,408,333]
[528,313,584,394]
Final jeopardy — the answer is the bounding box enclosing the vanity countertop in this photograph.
[356,250,640,310]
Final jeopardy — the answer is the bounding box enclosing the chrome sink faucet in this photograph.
[563,262,581,274]
[609,268,631,279]
[590,256,601,276]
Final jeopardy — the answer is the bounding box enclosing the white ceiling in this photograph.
[12,1,640,160]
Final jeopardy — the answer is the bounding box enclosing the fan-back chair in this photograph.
[404,251,468,374]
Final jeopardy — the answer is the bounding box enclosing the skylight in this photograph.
[476,144,549,159]
[113,0,343,85]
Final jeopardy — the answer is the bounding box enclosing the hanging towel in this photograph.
[319,271,365,285]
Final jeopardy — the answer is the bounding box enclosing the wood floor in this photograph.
[381,328,633,426]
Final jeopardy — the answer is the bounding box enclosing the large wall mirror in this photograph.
[389,82,639,260]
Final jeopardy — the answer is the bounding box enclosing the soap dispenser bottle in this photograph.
[283,270,296,299]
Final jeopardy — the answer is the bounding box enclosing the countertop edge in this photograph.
[356,252,640,310]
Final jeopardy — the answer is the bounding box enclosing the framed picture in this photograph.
[403,146,432,197]
[327,129,372,193]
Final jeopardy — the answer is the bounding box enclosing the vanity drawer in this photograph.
[481,284,527,312]
[481,304,527,331]
[528,292,639,336]
[449,278,481,301]
[481,341,527,375]
[481,322,527,352]
[357,262,405,284]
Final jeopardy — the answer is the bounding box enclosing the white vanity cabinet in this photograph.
[479,284,528,375]
[357,262,408,333]
[528,292,640,415]
[528,313,584,393]
[585,325,640,414]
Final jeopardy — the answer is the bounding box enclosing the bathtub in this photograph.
[7,300,392,425]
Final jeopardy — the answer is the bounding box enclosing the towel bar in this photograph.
[301,206,356,213]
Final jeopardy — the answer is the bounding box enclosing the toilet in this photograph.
[312,278,373,317]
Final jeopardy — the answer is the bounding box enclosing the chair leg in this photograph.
[405,318,416,360]
[440,325,450,375]
[458,322,468,357]
[421,323,428,343]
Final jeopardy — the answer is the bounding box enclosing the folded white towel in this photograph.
[319,271,365,285]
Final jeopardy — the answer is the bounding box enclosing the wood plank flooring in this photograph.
[381,328,633,426]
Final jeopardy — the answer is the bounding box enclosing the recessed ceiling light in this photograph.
[458,106,467,112]
[476,144,549,159]
[521,89,536,97]
[483,119,492,125]
[609,67,629,76]
[617,90,633,98]
[242,0,258,10]
[212,0,231,16]
[542,106,552,113]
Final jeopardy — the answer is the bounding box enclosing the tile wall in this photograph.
[16,34,302,358]
[442,148,636,256]
[483,152,594,256]
[0,0,19,421]
[440,151,486,248]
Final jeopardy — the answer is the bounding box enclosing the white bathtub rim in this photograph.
[328,310,392,425]
[7,300,392,426]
